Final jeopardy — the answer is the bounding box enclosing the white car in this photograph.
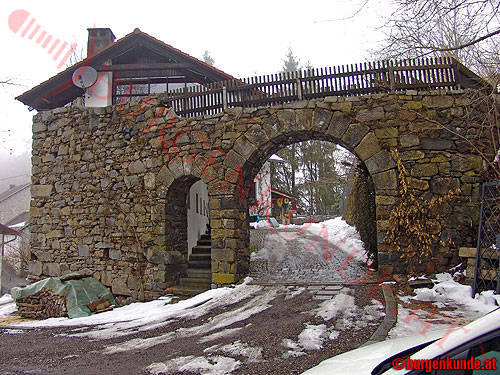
[302,308,500,375]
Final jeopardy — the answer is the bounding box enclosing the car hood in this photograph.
[301,330,447,375]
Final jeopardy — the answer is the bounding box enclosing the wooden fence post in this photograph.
[222,86,228,111]
[296,75,303,101]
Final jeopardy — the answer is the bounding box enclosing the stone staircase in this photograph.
[173,232,212,297]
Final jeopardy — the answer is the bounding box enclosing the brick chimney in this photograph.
[87,28,116,57]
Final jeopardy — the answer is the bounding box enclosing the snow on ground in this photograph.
[0,294,17,317]
[283,324,338,358]
[198,326,247,344]
[389,272,500,339]
[312,289,384,331]
[302,218,370,264]
[147,355,240,375]
[204,340,263,363]
[7,279,261,339]
[103,286,279,354]
[251,217,370,266]
[313,293,356,321]
[250,231,288,262]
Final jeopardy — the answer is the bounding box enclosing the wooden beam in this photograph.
[96,63,198,72]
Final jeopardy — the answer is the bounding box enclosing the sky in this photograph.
[0,0,388,184]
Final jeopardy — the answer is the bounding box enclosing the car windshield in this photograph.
[371,340,438,375]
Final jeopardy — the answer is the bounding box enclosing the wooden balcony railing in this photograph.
[160,57,485,118]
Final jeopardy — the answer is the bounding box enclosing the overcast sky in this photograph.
[0,0,387,179]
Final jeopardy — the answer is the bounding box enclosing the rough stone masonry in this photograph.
[29,89,486,301]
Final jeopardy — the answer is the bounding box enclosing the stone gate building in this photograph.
[17,28,490,300]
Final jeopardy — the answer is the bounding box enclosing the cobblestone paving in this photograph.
[250,227,370,284]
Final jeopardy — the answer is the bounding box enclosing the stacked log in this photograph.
[16,288,68,319]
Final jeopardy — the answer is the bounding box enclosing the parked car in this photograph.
[302,308,500,375]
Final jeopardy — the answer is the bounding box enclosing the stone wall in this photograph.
[29,90,488,300]
[342,163,378,265]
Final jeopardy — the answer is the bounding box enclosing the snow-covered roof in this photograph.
[269,154,284,162]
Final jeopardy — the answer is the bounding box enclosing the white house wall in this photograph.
[85,72,113,107]
[0,186,30,224]
[250,160,272,218]
[187,180,209,255]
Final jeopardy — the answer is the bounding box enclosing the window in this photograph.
[113,76,202,104]
[408,332,500,375]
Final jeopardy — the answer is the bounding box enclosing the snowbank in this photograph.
[0,294,16,317]
[302,218,370,264]
[390,272,500,338]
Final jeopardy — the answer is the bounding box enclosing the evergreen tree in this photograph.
[270,48,353,216]
[281,47,301,73]
[202,50,215,67]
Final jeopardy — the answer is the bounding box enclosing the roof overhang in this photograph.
[0,223,20,236]
[16,29,236,111]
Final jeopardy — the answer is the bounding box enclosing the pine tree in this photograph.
[270,48,351,215]
[281,47,301,73]
[202,50,215,67]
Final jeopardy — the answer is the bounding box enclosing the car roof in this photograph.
[384,307,500,375]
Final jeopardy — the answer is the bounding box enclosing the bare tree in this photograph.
[374,0,500,79]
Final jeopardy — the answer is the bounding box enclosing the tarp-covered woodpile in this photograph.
[11,270,116,319]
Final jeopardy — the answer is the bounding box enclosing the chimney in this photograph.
[87,28,116,57]
[9,184,16,190]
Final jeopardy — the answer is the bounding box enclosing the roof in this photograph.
[271,189,298,201]
[6,211,30,228]
[16,28,237,110]
[0,223,20,236]
[269,154,285,163]
[0,183,31,204]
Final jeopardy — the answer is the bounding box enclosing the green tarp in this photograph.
[11,276,116,318]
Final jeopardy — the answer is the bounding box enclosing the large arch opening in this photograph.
[241,132,378,284]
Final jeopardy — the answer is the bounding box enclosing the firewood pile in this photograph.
[15,288,68,319]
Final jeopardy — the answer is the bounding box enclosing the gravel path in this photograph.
[250,227,371,284]
[0,284,385,375]
[0,226,384,375]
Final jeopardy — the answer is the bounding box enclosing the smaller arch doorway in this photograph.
[164,176,210,256]
[187,180,210,257]
[162,175,212,295]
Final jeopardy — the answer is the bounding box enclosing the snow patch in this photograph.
[390,272,500,339]
[413,273,500,315]
[285,287,306,300]
[104,287,279,354]
[313,293,356,321]
[205,340,263,363]
[11,280,262,342]
[283,323,336,358]
[250,232,288,262]
[302,218,370,265]
[198,327,245,344]
[147,355,240,375]
[298,324,328,350]
[0,294,16,317]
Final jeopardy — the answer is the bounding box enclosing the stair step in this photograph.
[189,253,211,262]
[180,277,212,288]
[186,268,211,278]
[188,260,211,269]
[197,239,212,246]
[191,245,211,255]
[171,286,211,297]
[200,234,211,241]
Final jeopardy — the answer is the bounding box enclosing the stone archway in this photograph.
[28,91,486,298]
[212,105,397,285]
